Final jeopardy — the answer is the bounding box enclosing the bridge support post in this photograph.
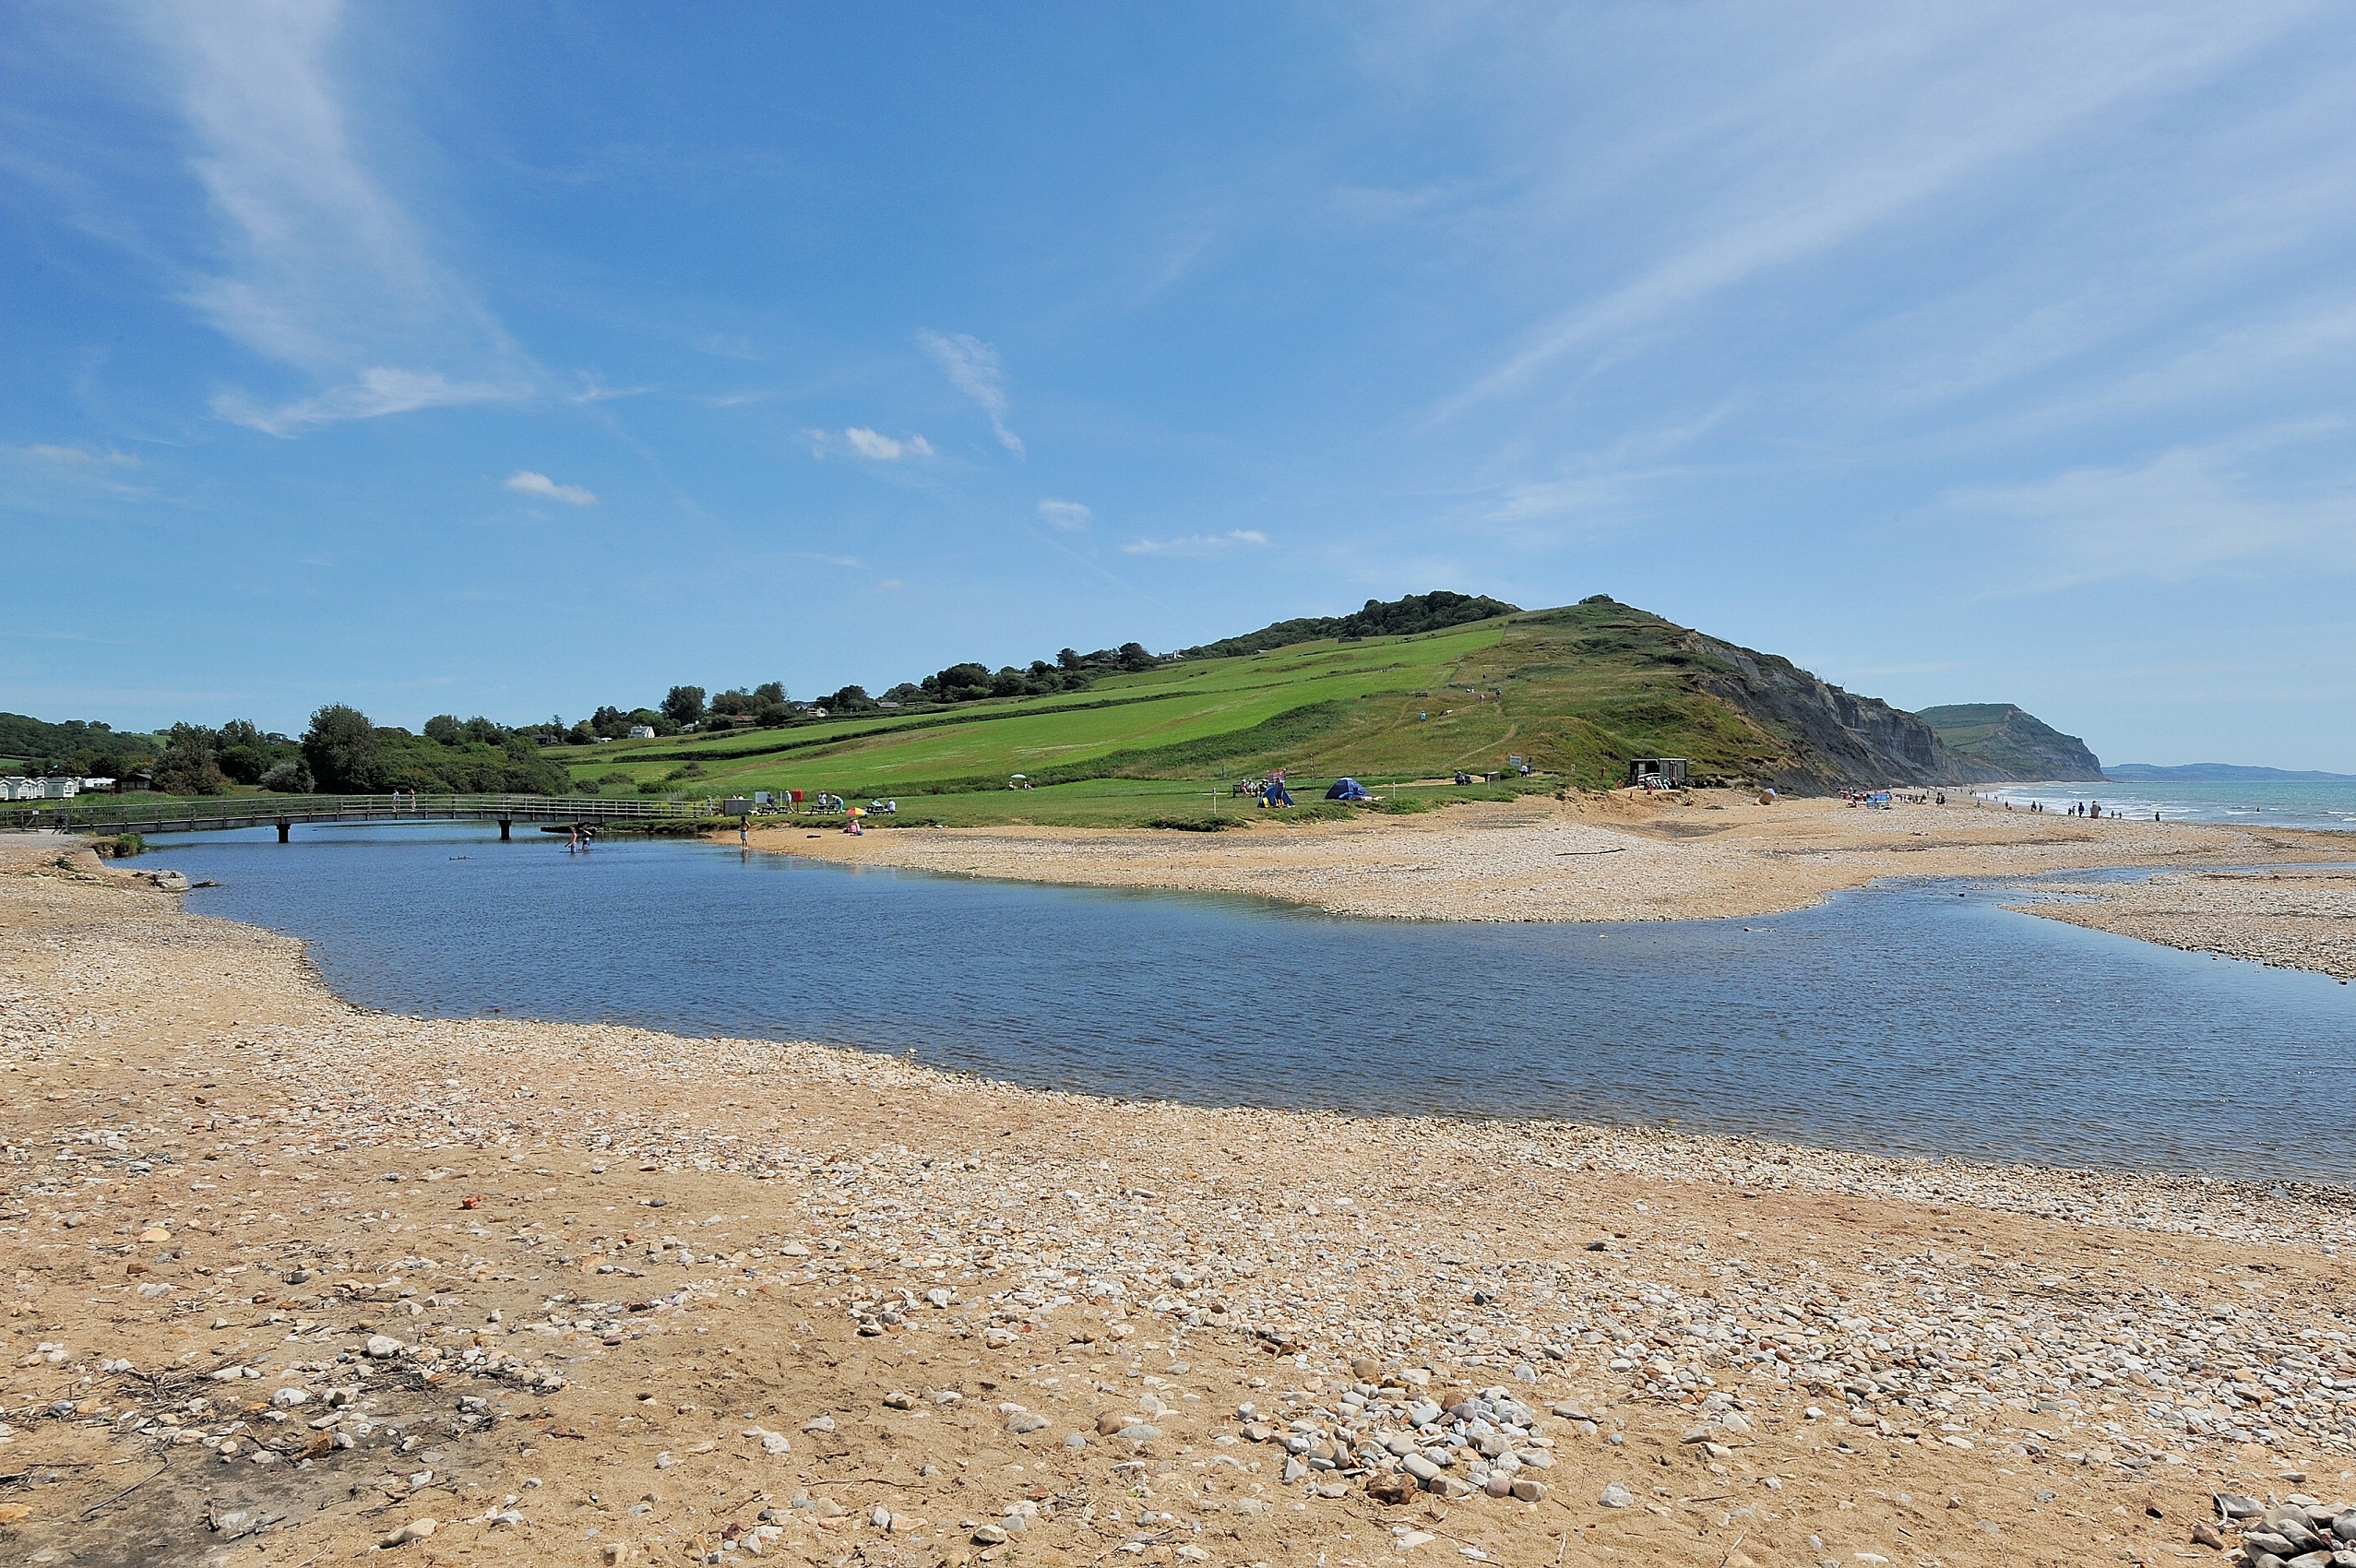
[276,820,292,843]
[498,817,513,841]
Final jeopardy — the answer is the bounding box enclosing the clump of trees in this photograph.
[530,642,1173,742]
[1,711,162,782]
[151,724,229,796]
[1181,590,1518,660]
[302,705,575,795]
[883,643,1159,707]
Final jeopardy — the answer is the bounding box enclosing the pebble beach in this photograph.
[767,792,2356,963]
[3,835,2354,1568]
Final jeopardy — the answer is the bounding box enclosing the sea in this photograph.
[149,826,2355,1184]
[1974,778,2356,831]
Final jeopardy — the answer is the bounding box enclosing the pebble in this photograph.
[382,1518,438,1547]
[1600,1482,1635,1508]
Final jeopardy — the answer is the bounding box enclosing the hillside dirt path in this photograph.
[2,840,2352,1568]
[762,790,2356,933]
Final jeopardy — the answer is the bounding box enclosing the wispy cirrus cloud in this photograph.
[214,367,510,436]
[1939,422,2354,588]
[918,329,1024,457]
[1037,498,1092,530]
[504,469,597,505]
[570,374,654,404]
[1434,6,2329,418]
[28,444,138,469]
[146,0,530,431]
[1122,529,1268,557]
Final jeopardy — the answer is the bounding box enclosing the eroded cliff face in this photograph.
[1917,704,2104,782]
[1688,635,2007,792]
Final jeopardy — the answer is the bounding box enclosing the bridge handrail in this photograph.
[0,792,720,832]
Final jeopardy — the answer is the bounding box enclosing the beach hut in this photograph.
[1627,757,1689,787]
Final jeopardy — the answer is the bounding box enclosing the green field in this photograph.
[561,599,1806,825]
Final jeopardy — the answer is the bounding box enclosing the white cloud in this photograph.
[917,329,1024,457]
[504,469,597,506]
[802,427,934,460]
[570,374,654,404]
[1939,425,2354,588]
[1122,529,1271,557]
[28,445,137,468]
[1037,498,1093,530]
[213,366,509,436]
[844,427,934,460]
[148,1,528,427]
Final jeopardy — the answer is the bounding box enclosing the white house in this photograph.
[627,724,656,739]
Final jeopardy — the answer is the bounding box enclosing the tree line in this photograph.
[7,592,1521,796]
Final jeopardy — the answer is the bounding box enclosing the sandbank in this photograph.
[761,790,2356,935]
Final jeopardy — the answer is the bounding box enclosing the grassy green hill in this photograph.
[1917,703,2102,781]
[561,597,1969,823]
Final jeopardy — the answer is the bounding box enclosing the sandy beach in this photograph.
[767,790,2356,977]
[3,834,2354,1568]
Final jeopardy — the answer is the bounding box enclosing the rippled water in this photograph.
[155,826,2353,1182]
[1977,778,2356,831]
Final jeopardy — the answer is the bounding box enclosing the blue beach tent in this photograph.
[1325,778,1372,802]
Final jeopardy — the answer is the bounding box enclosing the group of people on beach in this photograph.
[2005,798,2157,820]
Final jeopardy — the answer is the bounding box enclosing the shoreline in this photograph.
[2011,865,2356,983]
[755,790,2356,980]
[4,840,2356,1565]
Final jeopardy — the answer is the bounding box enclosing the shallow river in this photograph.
[157,826,2353,1182]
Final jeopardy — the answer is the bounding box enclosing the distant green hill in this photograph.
[1917,704,2102,781]
[0,712,158,775]
[2105,762,2356,783]
[565,596,2015,817]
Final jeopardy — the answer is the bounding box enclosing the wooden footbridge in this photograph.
[0,792,720,841]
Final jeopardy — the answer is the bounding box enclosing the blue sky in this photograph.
[6,3,2355,767]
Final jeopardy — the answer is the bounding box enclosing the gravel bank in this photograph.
[2018,868,2356,984]
[765,791,2355,924]
[3,843,2353,1568]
